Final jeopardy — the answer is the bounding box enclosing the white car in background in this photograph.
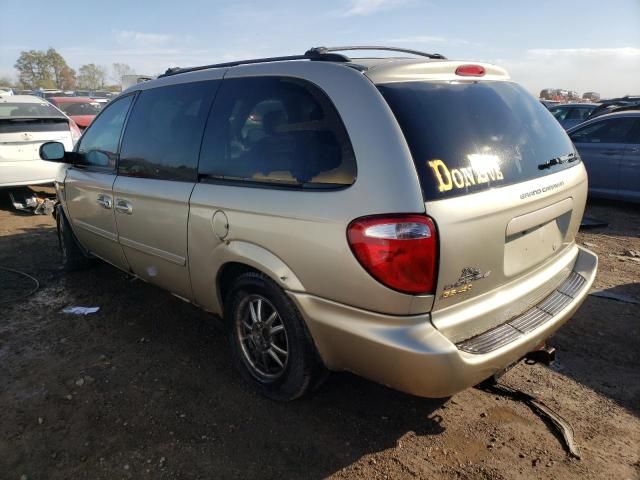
[0,95,80,187]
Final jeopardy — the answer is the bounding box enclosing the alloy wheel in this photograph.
[235,294,289,381]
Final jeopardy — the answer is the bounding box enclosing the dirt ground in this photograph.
[1,187,638,480]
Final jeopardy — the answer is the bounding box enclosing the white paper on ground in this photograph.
[62,306,100,315]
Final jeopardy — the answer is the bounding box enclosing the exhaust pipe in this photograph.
[524,344,556,365]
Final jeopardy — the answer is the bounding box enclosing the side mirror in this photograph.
[39,141,67,162]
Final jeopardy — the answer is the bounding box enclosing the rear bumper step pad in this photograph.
[456,271,586,354]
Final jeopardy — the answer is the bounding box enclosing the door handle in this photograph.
[96,194,112,209]
[603,150,620,156]
[115,199,133,215]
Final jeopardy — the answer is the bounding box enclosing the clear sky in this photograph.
[1,0,639,97]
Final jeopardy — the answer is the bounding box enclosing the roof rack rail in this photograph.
[159,45,446,78]
[305,45,446,60]
[159,50,350,78]
[598,95,640,105]
[587,96,640,119]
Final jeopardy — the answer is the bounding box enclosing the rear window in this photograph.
[0,101,65,119]
[377,81,577,200]
[58,101,102,116]
[0,118,69,134]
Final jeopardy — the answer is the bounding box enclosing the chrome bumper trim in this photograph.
[457,271,586,354]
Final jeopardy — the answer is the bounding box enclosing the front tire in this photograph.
[225,272,325,401]
[56,206,93,271]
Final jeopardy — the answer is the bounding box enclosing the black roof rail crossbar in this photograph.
[587,97,640,119]
[159,45,445,78]
[306,45,446,60]
[588,102,640,119]
[597,95,640,105]
[160,51,351,78]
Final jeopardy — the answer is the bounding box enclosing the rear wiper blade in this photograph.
[538,152,576,170]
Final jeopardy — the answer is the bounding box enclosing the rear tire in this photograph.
[57,206,93,271]
[225,271,326,401]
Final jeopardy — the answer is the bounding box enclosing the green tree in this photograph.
[14,50,52,88]
[14,48,76,89]
[77,64,108,90]
[46,48,76,90]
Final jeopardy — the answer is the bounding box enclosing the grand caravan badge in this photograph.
[441,267,491,299]
[428,155,504,193]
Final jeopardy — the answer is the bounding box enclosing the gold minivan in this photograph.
[40,47,597,400]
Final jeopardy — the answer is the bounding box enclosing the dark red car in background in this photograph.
[47,97,102,130]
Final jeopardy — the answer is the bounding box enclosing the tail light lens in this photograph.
[347,215,438,294]
[69,120,81,145]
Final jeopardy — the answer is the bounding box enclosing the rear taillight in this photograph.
[347,215,438,294]
[69,120,81,144]
[455,64,486,77]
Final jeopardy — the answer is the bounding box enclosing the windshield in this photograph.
[377,81,577,200]
[550,106,569,120]
[0,101,66,119]
[58,101,102,116]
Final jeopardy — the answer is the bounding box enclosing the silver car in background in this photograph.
[568,110,640,203]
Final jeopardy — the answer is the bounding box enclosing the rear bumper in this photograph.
[290,246,597,398]
[0,160,62,188]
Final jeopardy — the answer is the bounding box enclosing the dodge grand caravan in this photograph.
[39,46,598,401]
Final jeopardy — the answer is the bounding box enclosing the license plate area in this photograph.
[504,199,573,277]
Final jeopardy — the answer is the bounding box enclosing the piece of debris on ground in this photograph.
[7,188,56,215]
[61,306,100,315]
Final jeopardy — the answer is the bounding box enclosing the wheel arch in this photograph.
[209,241,306,315]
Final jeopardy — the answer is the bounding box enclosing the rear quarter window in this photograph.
[377,81,578,200]
[198,76,356,189]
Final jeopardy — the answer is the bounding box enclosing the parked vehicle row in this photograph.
[1,88,119,102]
[544,95,640,130]
[38,46,597,401]
[540,88,600,102]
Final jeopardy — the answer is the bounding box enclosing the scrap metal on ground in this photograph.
[7,189,56,215]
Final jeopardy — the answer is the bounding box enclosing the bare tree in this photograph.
[112,63,135,84]
[0,76,15,87]
[59,67,77,90]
